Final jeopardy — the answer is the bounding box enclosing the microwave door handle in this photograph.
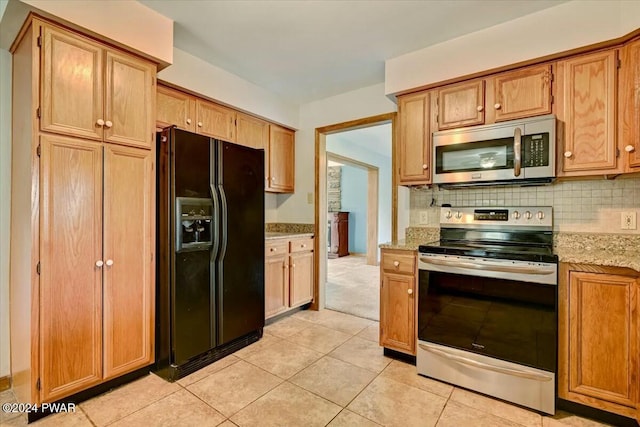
[513,127,522,177]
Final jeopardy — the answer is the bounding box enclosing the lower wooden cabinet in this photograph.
[559,263,640,419]
[265,236,314,319]
[379,249,417,355]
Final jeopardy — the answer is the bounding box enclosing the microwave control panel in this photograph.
[523,133,550,167]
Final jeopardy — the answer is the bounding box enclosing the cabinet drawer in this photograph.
[381,252,415,274]
[290,237,314,253]
[266,240,288,256]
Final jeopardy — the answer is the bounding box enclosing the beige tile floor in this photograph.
[1,309,613,427]
[326,255,380,321]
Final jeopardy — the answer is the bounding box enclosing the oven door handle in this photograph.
[419,257,555,275]
[514,127,522,177]
[419,344,553,382]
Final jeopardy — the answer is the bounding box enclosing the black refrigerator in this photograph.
[155,127,264,381]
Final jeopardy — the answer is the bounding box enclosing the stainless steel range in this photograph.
[417,206,558,414]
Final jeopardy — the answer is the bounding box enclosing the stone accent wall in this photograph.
[327,166,341,212]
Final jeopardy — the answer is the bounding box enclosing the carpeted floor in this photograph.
[326,255,379,321]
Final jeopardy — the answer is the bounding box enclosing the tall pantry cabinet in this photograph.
[10,16,156,406]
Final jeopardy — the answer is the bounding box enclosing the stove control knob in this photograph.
[524,211,532,220]
[445,210,452,219]
[537,211,545,220]
[512,211,521,220]
[455,211,462,220]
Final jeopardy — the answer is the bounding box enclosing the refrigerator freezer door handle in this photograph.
[210,184,221,262]
[217,185,228,262]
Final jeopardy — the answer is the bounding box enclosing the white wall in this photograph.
[386,0,640,95]
[159,48,299,130]
[0,0,172,65]
[0,46,10,379]
[277,83,397,224]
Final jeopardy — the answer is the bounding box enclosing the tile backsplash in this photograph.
[409,177,640,234]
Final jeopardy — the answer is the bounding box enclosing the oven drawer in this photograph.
[381,251,415,274]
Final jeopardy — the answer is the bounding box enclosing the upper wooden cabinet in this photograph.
[398,91,431,185]
[491,64,552,122]
[437,79,485,130]
[267,124,295,193]
[41,24,155,150]
[156,84,295,193]
[559,263,640,419]
[435,65,553,130]
[195,99,236,141]
[621,39,640,170]
[556,49,621,176]
[156,85,196,131]
[236,112,269,150]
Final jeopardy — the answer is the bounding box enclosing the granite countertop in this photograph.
[265,232,314,240]
[379,228,640,272]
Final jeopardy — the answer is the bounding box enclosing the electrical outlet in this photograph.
[621,212,637,230]
[307,192,313,204]
[419,210,429,224]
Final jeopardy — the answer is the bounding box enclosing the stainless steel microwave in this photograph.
[432,114,556,186]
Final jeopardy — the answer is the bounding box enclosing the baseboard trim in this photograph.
[0,375,11,392]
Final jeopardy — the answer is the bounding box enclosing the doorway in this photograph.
[312,113,397,320]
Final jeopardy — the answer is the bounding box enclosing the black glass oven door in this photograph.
[418,270,557,372]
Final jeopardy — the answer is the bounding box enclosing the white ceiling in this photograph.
[140,0,567,105]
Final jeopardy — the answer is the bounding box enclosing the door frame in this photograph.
[326,152,379,266]
[312,112,397,310]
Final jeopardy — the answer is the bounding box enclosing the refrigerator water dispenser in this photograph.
[176,197,213,251]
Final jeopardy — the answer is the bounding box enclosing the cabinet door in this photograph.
[236,112,269,149]
[41,24,103,141]
[104,50,155,149]
[267,125,295,192]
[196,99,236,141]
[566,271,638,408]
[290,251,314,308]
[380,272,416,355]
[621,40,640,170]
[156,85,196,131]
[493,64,552,122]
[265,253,288,318]
[398,92,430,185]
[437,80,485,130]
[39,135,103,402]
[103,145,154,379]
[557,50,620,175]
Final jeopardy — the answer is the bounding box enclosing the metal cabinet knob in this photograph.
[625,145,635,153]
[106,259,114,266]
[104,120,113,128]
[271,177,276,182]
[96,119,105,126]
[96,260,104,267]
[494,103,502,110]
[270,247,276,252]
[477,105,483,112]
[198,121,203,127]
[422,164,428,170]
[407,289,413,295]
[301,244,306,248]
[564,151,573,158]
[292,264,296,268]
[186,118,192,125]
[393,261,400,267]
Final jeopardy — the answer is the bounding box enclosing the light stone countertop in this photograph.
[265,232,314,240]
[379,229,640,272]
